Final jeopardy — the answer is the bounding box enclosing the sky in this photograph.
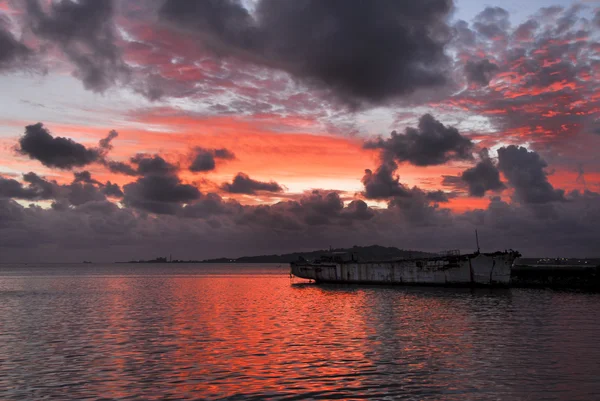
[1,0,600,262]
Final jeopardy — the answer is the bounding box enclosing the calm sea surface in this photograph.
[1,263,599,401]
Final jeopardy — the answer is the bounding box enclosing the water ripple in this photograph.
[1,264,599,400]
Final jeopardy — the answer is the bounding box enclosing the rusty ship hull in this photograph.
[290,252,519,287]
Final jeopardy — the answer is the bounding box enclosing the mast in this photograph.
[475,229,480,253]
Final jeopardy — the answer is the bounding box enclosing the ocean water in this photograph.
[1,263,599,401]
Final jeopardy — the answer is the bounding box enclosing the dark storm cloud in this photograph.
[72,171,123,200]
[24,0,129,92]
[23,172,60,198]
[106,161,138,176]
[73,171,102,185]
[0,18,32,71]
[340,200,375,221]
[123,174,201,215]
[1,170,124,206]
[189,147,235,172]
[361,161,410,199]
[361,155,453,224]
[17,123,102,169]
[388,190,449,226]
[0,172,57,200]
[65,182,107,206]
[102,182,123,198]
[461,157,505,197]
[444,151,505,197]
[221,173,283,194]
[190,151,215,172]
[497,146,565,204]
[364,114,473,166]
[182,193,239,218]
[0,177,35,199]
[130,154,178,176]
[236,203,303,230]
[17,124,121,170]
[159,0,453,106]
[464,59,499,86]
[298,191,344,226]
[2,185,600,261]
[235,190,373,229]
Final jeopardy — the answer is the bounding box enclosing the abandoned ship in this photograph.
[290,249,522,287]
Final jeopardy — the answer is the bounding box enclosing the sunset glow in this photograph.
[1,0,599,261]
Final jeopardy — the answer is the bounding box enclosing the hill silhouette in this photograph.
[200,245,434,264]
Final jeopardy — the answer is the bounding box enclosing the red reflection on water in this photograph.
[89,276,485,399]
[2,270,600,400]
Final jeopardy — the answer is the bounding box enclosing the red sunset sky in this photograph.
[1,0,599,261]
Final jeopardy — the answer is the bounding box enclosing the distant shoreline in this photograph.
[115,245,435,265]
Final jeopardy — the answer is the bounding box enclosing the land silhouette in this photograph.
[121,245,435,264]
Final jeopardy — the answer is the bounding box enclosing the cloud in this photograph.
[17,123,102,169]
[388,188,450,226]
[461,156,505,197]
[102,182,123,198]
[439,4,599,163]
[464,59,499,86]
[443,150,505,197]
[340,200,375,221]
[426,190,451,203]
[0,172,57,200]
[181,193,239,218]
[361,161,410,199]
[16,124,120,171]
[4,3,600,262]
[0,170,125,206]
[122,174,201,215]
[2,183,600,261]
[24,0,129,92]
[189,147,235,172]
[497,146,565,204]
[298,191,344,226]
[98,130,118,151]
[65,182,107,206]
[235,190,373,228]
[513,19,539,41]
[0,18,32,71]
[364,114,473,166]
[106,160,138,176]
[190,151,215,172]
[73,170,102,185]
[221,172,283,194]
[130,154,178,176]
[473,6,510,39]
[159,0,453,106]
[72,171,123,199]
[361,158,452,223]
